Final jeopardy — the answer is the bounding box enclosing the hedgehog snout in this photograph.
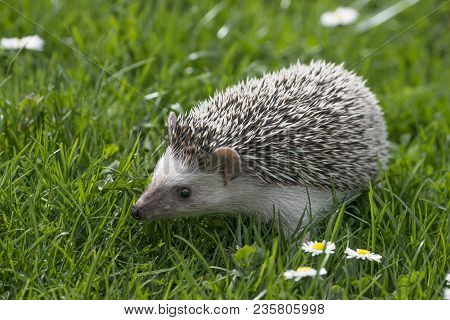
[131,205,143,219]
[132,184,175,220]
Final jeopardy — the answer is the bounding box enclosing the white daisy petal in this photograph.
[345,247,357,258]
[370,253,382,262]
[345,247,382,262]
[325,242,336,254]
[302,240,336,256]
[283,270,297,280]
[0,35,44,51]
[445,273,450,286]
[318,268,327,276]
[0,37,22,50]
[320,7,358,28]
[21,35,45,51]
[283,267,327,281]
[444,288,450,300]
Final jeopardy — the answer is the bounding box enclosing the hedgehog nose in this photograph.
[131,205,142,219]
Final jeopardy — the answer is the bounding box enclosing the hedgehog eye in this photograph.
[178,187,191,199]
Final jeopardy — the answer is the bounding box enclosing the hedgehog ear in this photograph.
[167,112,177,131]
[211,147,241,185]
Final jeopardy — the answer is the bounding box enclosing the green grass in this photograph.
[0,0,448,299]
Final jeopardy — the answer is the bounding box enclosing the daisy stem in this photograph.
[359,262,364,281]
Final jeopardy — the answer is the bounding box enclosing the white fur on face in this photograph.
[150,147,187,187]
[138,148,232,216]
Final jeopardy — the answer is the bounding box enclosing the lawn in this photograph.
[0,0,448,299]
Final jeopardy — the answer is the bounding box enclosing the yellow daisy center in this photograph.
[312,243,325,250]
[356,249,370,255]
[296,267,313,272]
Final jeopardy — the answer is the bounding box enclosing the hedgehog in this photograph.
[131,60,388,233]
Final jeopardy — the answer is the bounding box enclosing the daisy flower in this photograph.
[0,35,44,51]
[446,273,450,286]
[444,288,450,300]
[320,7,358,28]
[302,240,336,256]
[345,247,382,262]
[283,267,327,281]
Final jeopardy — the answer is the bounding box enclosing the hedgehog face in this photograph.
[131,146,242,221]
